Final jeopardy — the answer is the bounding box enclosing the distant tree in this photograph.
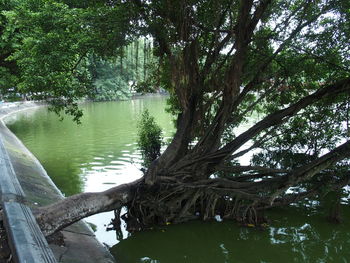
[87,55,131,101]
[86,40,156,101]
[0,0,19,96]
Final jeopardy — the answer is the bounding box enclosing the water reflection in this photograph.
[112,206,350,263]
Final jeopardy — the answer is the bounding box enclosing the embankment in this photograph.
[0,101,116,263]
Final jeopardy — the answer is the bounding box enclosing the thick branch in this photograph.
[213,78,350,161]
[195,1,322,153]
[35,178,142,237]
[260,140,350,204]
[193,0,270,153]
[217,165,288,174]
[229,4,328,120]
[171,79,350,174]
[290,140,350,183]
[270,174,350,208]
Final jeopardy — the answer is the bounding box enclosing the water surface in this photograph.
[6,96,174,244]
[112,206,350,263]
[6,96,350,262]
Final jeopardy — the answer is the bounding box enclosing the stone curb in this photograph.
[0,102,116,263]
[0,135,57,262]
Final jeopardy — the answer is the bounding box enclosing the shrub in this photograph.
[137,110,162,168]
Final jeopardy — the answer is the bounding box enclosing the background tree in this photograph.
[87,55,131,101]
[1,0,349,236]
[86,38,157,101]
[0,0,20,98]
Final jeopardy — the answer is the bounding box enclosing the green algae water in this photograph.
[6,96,350,263]
[112,207,350,263]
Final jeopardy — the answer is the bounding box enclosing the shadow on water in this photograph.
[112,205,350,263]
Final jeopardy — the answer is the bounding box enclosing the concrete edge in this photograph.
[0,102,116,263]
[0,103,64,198]
[0,135,57,263]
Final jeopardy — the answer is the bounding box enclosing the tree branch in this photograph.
[213,78,350,161]
[262,140,350,204]
[217,165,288,174]
[35,178,142,236]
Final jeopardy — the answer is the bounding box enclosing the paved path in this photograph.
[0,102,116,263]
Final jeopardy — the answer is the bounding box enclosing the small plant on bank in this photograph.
[137,109,162,169]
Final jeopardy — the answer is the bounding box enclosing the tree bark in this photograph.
[35,179,142,237]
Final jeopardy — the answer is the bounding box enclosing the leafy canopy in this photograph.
[0,0,349,167]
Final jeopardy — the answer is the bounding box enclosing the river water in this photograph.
[6,96,350,263]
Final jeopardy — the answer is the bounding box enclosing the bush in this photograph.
[137,110,162,168]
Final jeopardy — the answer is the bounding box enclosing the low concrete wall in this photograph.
[0,102,116,263]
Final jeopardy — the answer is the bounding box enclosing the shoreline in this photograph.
[0,101,116,263]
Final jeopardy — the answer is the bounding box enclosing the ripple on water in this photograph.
[105,165,123,170]
[118,157,132,161]
[90,167,105,172]
[110,160,130,166]
[89,161,104,166]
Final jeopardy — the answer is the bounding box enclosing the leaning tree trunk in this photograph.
[35,179,142,237]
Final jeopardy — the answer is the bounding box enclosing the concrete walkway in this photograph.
[0,102,116,263]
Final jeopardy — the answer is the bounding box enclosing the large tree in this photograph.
[1,0,350,236]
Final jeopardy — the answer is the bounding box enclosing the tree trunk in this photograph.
[135,39,139,81]
[120,47,123,76]
[35,179,142,237]
[143,38,147,81]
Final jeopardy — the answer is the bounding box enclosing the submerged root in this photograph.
[109,181,268,232]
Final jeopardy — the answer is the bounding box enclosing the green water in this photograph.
[112,206,350,263]
[6,96,350,263]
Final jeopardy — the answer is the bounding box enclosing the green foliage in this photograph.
[0,0,19,94]
[92,78,130,101]
[0,0,349,175]
[87,56,131,101]
[0,0,135,116]
[5,1,94,97]
[137,110,162,168]
[252,150,318,170]
[86,38,157,101]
